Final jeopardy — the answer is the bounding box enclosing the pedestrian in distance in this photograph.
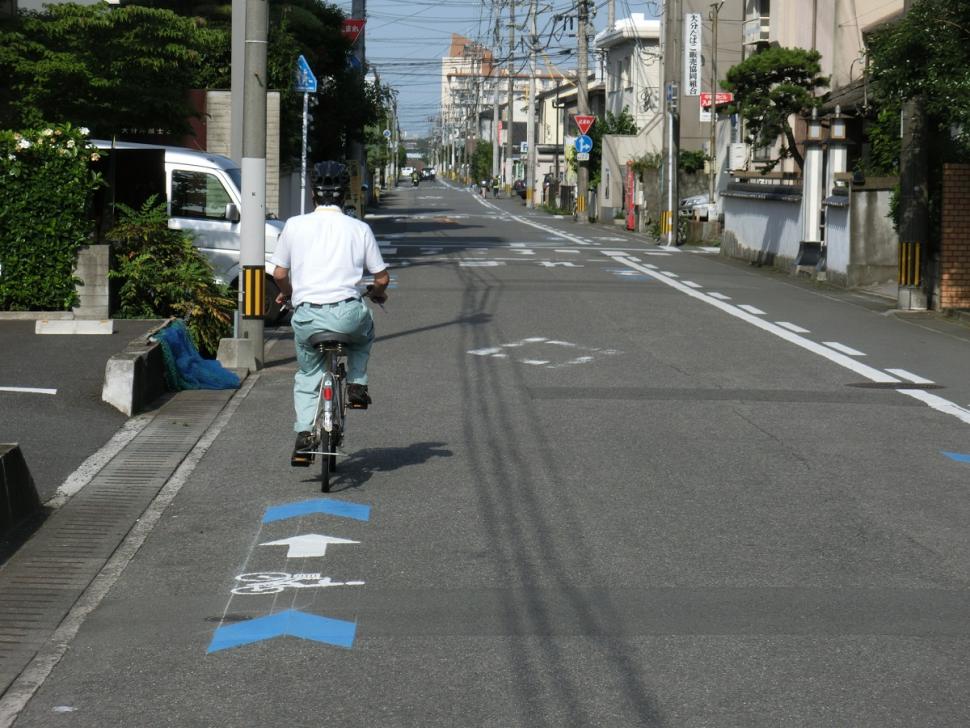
[270,160,390,466]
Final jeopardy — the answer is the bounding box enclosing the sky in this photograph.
[335,0,663,139]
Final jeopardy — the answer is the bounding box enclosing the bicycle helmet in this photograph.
[311,160,350,205]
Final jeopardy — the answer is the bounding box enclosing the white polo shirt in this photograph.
[270,206,387,307]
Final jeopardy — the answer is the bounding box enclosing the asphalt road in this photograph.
[8,181,970,727]
[0,319,160,507]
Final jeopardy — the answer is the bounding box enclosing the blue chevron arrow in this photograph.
[207,610,356,653]
[262,498,370,523]
[942,451,970,463]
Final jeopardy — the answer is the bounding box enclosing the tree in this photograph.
[722,46,828,171]
[866,0,970,170]
[864,0,970,240]
[587,108,637,189]
[470,141,492,184]
[0,4,215,137]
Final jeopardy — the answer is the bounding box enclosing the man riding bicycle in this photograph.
[270,161,390,467]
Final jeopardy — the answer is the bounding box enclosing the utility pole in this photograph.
[492,11,501,183]
[237,0,267,367]
[350,0,366,184]
[708,1,723,207]
[506,0,516,192]
[661,0,681,246]
[526,0,537,207]
[576,0,590,222]
[897,0,929,309]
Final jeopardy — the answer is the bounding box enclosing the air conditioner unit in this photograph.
[729,142,749,171]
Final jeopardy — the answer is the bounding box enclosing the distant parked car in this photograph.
[421,167,436,180]
[679,193,715,220]
[513,179,527,199]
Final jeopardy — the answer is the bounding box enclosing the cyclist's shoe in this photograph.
[291,431,314,467]
[347,384,371,409]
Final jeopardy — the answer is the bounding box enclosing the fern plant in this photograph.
[107,197,234,356]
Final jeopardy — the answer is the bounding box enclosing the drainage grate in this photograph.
[0,388,236,697]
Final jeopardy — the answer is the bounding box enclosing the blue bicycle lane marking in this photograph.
[942,451,970,463]
[263,498,370,523]
[207,610,356,653]
[208,498,371,653]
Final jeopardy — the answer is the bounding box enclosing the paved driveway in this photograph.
[0,319,161,506]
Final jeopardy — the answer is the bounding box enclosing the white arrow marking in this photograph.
[261,535,359,559]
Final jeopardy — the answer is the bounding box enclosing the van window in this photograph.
[172,170,233,220]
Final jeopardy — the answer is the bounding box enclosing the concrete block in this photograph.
[73,244,111,320]
[35,319,114,335]
[0,444,41,537]
[217,338,258,372]
[101,340,166,416]
[898,285,928,311]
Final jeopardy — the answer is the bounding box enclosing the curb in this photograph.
[0,312,74,321]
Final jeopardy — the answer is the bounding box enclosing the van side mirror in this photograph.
[224,203,240,222]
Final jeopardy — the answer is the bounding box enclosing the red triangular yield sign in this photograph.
[574,115,595,135]
[342,18,365,44]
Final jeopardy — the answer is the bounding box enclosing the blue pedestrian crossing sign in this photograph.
[295,55,317,93]
[574,135,593,154]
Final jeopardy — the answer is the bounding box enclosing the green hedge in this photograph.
[0,124,102,311]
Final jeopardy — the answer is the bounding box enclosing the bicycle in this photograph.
[297,287,384,492]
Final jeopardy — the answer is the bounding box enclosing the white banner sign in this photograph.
[684,13,702,97]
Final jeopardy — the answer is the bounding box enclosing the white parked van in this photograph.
[92,140,286,320]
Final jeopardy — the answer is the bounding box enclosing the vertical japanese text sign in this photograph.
[684,13,702,97]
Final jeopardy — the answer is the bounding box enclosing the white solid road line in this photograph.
[606,253,898,383]
[776,321,811,334]
[605,252,970,428]
[886,368,935,385]
[822,341,866,357]
[0,386,56,395]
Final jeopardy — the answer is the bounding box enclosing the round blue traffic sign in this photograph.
[574,135,593,154]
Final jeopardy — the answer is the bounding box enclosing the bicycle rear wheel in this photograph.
[320,428,338,492]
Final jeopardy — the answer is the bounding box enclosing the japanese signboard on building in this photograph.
[684,13,702,97]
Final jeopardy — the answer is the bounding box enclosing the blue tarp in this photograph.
[154,320,240,391]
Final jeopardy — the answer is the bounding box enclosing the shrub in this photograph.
[0,123,102,311]
[107,197,234,357]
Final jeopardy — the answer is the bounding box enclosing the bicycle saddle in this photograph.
[308,331,355,348]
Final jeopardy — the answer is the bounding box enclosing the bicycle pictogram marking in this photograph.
[231,572,366,595]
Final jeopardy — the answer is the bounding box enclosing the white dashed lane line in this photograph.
[738,305,766,316]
